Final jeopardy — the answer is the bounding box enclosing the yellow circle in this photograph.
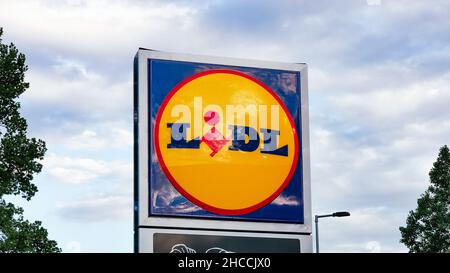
[155,70,298,215]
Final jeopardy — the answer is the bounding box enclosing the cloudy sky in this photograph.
[1,0,449,252]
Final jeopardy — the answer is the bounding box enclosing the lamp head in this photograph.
[333,211,350,217]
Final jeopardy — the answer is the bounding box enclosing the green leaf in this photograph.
[399,145,450,253]
[0,27,60,253]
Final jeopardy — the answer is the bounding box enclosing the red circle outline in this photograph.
[154,69,299,216]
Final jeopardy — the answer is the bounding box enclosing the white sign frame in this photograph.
[134,49,311,252]
[139,228,313,253]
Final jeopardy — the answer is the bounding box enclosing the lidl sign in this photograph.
[155,69,299,215]
[134,49,312,252]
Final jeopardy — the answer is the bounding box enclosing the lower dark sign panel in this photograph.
[153,233,301,253]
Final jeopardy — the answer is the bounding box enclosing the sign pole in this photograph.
[315,215,319,253]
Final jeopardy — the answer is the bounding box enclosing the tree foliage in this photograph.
[0,27,60,252]
[400,145,450,253]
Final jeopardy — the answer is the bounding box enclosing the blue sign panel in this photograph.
[148,59,304,223]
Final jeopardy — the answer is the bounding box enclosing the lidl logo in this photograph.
[154,69,299,215]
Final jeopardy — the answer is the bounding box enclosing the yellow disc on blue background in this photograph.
[154,69,299,215]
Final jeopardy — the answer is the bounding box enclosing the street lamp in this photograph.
[314,211,350,253]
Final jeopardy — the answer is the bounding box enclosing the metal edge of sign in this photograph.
[133,53,140,253]
[299,63,312,236]
[134,49,312,243]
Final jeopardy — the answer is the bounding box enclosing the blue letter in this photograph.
[228,125,260,152]
[260,128,288,157]
[167,123,200,149]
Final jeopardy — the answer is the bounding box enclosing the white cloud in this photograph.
[332,241,385,253]
[272,195,300,206]
[44,153,131,184]
[0,1,356,65]
[24,59,131,120]
[152,184,202,214]
[64,128,132,150]
[57,194,131,222]
[330,71,450,124]
[0,0,202,58]
[64,241,82,253]
[366,0,381,6]
[365,241,382,252]
[317,207,407,252]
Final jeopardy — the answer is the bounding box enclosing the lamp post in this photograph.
[314,211,350,253]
